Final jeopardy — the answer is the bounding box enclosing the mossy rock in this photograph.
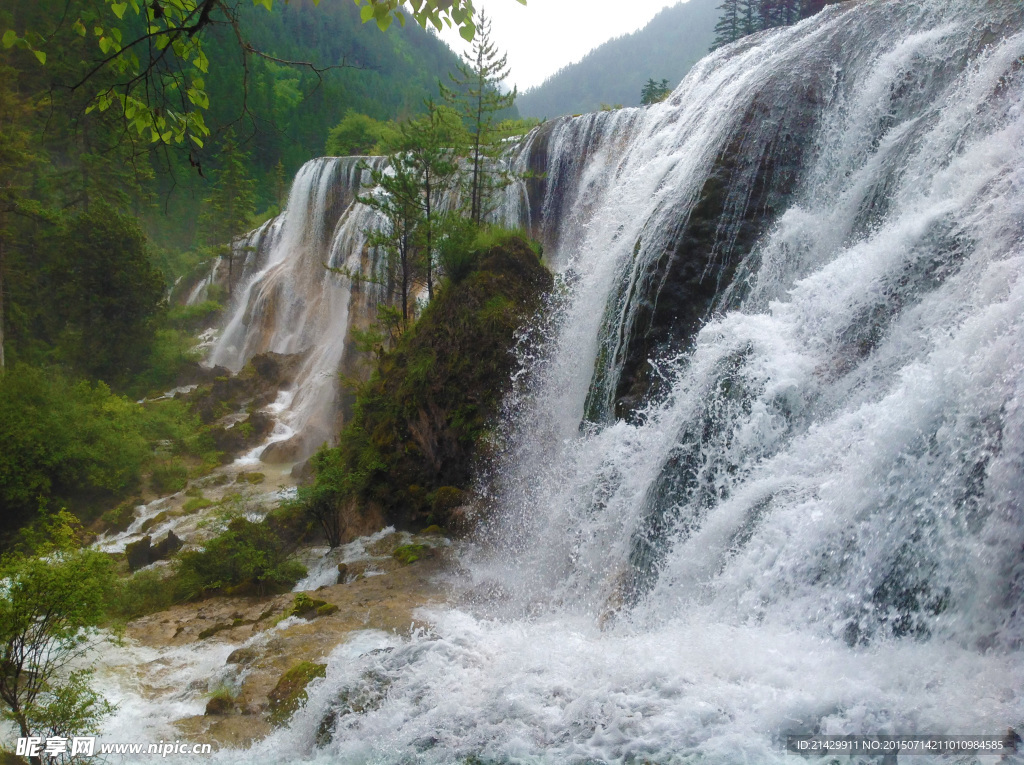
[139,510,169,533]
[420,525,446,536]
[285,592,336,620]
[237,471,265,485]
[268,661,327,723]
[205,693,234,715]
[183,496,214,513]
[393,544,428,565]
[99,500,138,534]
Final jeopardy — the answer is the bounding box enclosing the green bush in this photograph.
[0,366,150,538]
[175,517,306,598]
[107,568,179,621]
[150,460,188,494]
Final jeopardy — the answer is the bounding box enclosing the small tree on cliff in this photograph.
[441,10,517,226]
[358,151,424,329]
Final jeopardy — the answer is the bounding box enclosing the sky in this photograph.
[437,0,684,92]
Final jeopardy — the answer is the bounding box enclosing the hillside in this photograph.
[517,0,719,118]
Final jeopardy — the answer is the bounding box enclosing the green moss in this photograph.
[183,496,214,513]
[393,544,427,565]
[236,471,265,485]
[285,592,337,620]
[268,661,327,723]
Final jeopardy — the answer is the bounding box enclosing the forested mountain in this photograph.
[516,0,719,118]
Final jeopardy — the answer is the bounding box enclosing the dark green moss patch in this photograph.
[268,661,327,723]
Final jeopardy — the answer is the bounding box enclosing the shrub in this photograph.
[175,517,306,598]
[150,460,188,494]
[0,366,150,538]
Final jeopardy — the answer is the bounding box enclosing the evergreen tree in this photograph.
[441,10,517,226]
[199,130,258,296]
[712,0,742,49]
[399,102,463,300]
[640,78,672,104]
[359,153,424,328]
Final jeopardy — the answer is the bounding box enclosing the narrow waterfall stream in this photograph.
[91,0,1024,761]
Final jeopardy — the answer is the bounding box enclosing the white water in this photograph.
[208,157,386,461]
[97,0,1024,761]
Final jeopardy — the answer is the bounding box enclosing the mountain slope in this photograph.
[517,0,719,118]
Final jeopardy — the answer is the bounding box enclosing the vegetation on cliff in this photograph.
[305,233,551,537]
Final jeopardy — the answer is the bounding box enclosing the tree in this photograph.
[199,130,258,296]
[57,206,166,383]
[441,10,518,226]
[712,0,742,49]
[2,0,524,155]
[0,512,116,764]
[359,150,425,328]
[325,111,388,156]
[397,102,463,300]
[640,78,671,105]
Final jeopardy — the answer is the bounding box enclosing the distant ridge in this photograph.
[517,0,719,118]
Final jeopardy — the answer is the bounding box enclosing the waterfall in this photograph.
[207,156,388,461]
[181,0,1024,759]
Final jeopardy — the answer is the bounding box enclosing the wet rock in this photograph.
[336,563,349,584]
[226,647,259,666]
[205,694,234,716]
[153,530,184,560]
[259,436,305,465]
[125,536,153,572]
[268,661,327,723]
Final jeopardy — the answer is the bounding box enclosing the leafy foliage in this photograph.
[175,517,306,597]
[326,111,390,156]
[0,512,117,742]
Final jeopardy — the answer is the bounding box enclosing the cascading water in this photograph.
[110,0,1023,760]
[207,156,388,461]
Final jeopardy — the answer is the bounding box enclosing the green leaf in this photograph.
[360,4,374,22]
[111,2,128,19]
[252,0,273,8]
[190,134,204,148]
[72,19,87,36]
[1,30,17,49]
[459,21,475,41]
[33,49,46,64]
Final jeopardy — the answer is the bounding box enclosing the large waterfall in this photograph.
[194,0,1023,760]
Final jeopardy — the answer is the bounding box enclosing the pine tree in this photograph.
[712,0,743,50]
[199,130,258,297]
[400,102,463,300]
[359,153,423,328]
[441,10,517,227]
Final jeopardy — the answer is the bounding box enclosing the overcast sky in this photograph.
[438,0,685,92]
